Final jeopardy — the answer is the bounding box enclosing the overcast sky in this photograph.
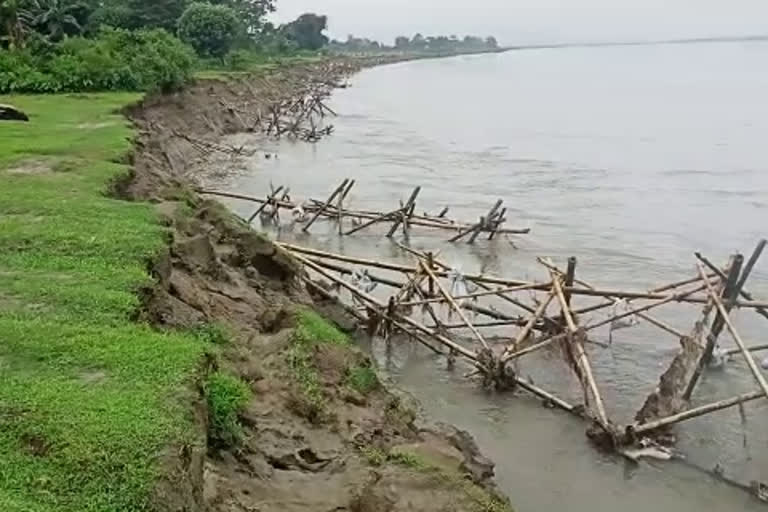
[271,0,768,45]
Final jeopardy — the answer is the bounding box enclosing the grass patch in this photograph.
[205,372,251,447]
[0,93,207,511]
[345,365,379,395]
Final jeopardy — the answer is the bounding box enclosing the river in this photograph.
[213,41,768,510]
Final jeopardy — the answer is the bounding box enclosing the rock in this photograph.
[0,104,29,122]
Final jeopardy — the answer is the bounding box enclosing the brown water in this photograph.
[211,41,768,510]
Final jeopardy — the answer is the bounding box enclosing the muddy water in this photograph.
[212,41,768,510]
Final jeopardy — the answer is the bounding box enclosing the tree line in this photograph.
[0,0,332,93]
[332,33,499,53]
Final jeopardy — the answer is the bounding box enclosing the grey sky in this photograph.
[271,0,768,45]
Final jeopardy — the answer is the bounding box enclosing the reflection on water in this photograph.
[208,41,768,510]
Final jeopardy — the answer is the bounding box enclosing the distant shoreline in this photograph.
[502,34,768,52]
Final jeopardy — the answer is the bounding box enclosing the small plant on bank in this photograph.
[206,371,251,446]
[345,364,378,394]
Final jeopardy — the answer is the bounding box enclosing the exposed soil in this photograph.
[123,60,510,512]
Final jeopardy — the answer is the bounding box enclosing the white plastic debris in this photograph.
[290,203,308,223]
[709,345,730,370]
[761,356,768,370]
[608,299,639,343]
[350,268,377,294]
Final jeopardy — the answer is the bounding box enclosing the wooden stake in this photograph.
[387,187,422,238]
[337,179,356,234]
[303,179,349,232]
[697,262,768,399]
[450,199,503,243]
[697,246,768,322]
[247,185,284,224]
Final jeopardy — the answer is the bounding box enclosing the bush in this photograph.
[0,28,196,94]
[206,371,251,446]
[178,2,239,59]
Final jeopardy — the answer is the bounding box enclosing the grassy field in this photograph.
[0,94,206,511]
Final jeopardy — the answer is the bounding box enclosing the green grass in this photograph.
[288,308,379,419]
[205,372,251,446]
[0,93,207,511]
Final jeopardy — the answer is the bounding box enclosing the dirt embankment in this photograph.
[123,60,511,512]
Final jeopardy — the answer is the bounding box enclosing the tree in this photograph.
[0,0,32,48]
[410,32,425,50]
[120,0,189,31]
[485,36,498,49]
[211,0,272,35]
[26,0,83,41]
[282,12,327,50]
[394,35,409,49]
[178,2,238,58]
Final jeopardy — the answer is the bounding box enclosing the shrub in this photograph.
[206,371,251,446]
[178,2,239,59]
[0,27,196,93]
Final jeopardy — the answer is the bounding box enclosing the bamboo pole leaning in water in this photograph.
[303,179,349,232]
[697,262,768,399]
[247,185,284,224]
[632,390,764,436]
[550,266,610,429]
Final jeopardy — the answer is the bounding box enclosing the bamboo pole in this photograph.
[277,244,768,308]
[632,391,763,435]
[449,199,503,243]
[304,257,406,289]
[515,378,580,415]
[502,291,556,357]
[397,282,551,307]
[684,255,744,401]
[303,179,349,232]
[697,262,768,399]
[585,282,709,331]
[488,208,506,241]
[337,179,356,234]
[387,187,421,238]
[723,343,768,357]
[552,270,610,428]
[419,260,490,351]
[697,245,768,322]
[501,332,569,363]
[294,252,479,362]
[247,185,284,223]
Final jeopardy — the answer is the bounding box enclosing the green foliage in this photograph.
[209,0,273,35]
[345,364,378,394]
[0,27,195,93]
[178,2,238,59]
[282,12,328,51]
[25,0,84,41]
[205,371,251,446]
[0,93,206,511]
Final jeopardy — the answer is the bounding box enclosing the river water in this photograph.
[213,41,768,510]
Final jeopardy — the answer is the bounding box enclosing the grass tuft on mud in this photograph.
[0,94,207,511]
[288,308,379,421]
[205,372,251,447]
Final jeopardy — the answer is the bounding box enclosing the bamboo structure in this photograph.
[199,180,531,241]
[271,235,768,498]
